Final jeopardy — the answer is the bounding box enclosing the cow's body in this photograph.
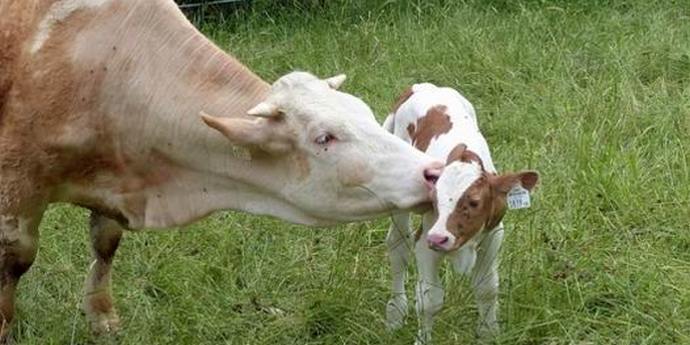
[383,83,538,344]
[1,0,271,228]
[0,0,442,337]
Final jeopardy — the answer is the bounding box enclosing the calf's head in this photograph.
[202,71,442,223]
[426,144,539,251]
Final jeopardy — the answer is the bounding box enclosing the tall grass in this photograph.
[15,1,690,344]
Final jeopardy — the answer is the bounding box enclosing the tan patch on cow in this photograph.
[0,1,52,119]
[293,152,311,180]
[1,1,112,214]
[117,150,173,193]
[338,159,373,187]
[391,86,414,114]
[446,143,485,171]
[410,105,452,151]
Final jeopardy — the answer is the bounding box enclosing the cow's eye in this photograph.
[315,133,336,146]
[468,199,479,208]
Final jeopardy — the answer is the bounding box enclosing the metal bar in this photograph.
[178,0,246,9]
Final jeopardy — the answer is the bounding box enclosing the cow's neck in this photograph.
[62,1,322,228]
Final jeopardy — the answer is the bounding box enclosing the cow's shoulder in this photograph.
[0,1,55,121]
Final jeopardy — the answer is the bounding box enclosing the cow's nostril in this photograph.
[439,236,449,244]
[424,168,441,184]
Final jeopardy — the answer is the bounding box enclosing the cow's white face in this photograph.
[426,159,539,252]
[202,72,442,223]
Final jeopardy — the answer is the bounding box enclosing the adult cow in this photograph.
[0,0,442,338]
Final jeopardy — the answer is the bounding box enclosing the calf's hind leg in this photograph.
[0,211,42,341]
[82,212,123,335]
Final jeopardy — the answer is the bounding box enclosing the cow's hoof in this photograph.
[87,312,121,335]
[0,320,14,345]
[0,334,12,345]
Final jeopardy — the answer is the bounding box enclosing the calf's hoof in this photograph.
[476,322,499,341]
[413,336,430,345]
[385,295,408,331]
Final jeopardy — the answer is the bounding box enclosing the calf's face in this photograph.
[426,147,539,251]
[202,72,442,224]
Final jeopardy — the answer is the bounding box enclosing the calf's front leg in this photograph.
[414,212,444,345]
[471,226,504,338]
[82,212,123,335]
[385,212,412,330]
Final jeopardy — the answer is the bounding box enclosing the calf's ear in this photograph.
[492,170,540,194]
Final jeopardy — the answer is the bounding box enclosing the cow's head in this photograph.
[426,144,539,251]
[202,71,442,223]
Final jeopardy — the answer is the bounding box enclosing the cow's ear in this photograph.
[324,74,346,90]
[201,111,269,146]
[491,171,539,194]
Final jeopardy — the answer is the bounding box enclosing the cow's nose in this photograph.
[427,233,449,247]
[423,161,444,185]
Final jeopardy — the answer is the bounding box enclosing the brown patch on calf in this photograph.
[391,86,414,114]
[445,171,539,250]
[407,123,416,139]
[445,175,506,250]
[410,105,452,151]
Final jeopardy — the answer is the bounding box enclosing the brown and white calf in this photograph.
[0,0,443,338]
[382,83,539,344]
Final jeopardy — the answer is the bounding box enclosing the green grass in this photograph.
[16,1,690,344]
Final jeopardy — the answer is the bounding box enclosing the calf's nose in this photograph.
[427,233,449,247]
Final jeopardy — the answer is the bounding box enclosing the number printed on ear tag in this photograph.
[507,186,531,210]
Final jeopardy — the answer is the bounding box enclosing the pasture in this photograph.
[15,0,690,344]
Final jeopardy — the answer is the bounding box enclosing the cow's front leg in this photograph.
[82,212,123,335]
[385,212,412,330]
[414,213,444,345]
[0,210,42,342]
[471,226,504,339]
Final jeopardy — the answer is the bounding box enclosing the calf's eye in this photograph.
[468,200,479,208]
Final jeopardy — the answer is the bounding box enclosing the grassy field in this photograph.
[15,0,690,344]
